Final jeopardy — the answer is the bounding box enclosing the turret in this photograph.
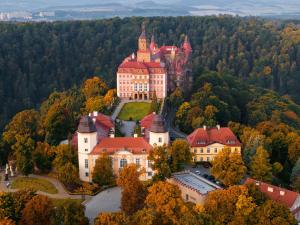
[138,23,147,51]
[182,35,192,54]
[150,34,157,51]
[77,116,97,182]
[149,114,169,146]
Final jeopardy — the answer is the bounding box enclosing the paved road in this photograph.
[164,106,187,139]
[84,187,121,223]
[120,121,136,137]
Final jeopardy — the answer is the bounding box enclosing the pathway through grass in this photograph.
[11,177,58,194]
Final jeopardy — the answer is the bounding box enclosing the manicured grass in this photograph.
[51,198,84,207]
[117,102,151,121]
[11,177,58,194]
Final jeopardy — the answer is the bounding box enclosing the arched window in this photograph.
[120,159,127,168]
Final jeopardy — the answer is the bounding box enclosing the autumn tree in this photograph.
[20,195,53,225]
[12,134,35,176]
[288,134,300,164]
[204,185,256,224]
[150,92,160,113]
[168,139,192,172]
[250,146,272,182]
[169,87,184,107]
[211,147,246,186]
[33,142,55,173]
[253,200,297,224]
[103,89,117,107]
[291,159,300,191]
[94,212,128,225]
[85,96,105,113]
[145,181,189,224]
[0,218,15,225]
[92,153,114,186]
[82,76,108,99]
[2,109,40,146]
[51,199,89,225]
[148,145,171,180]
[203,105,219,127]
[117,164,146,215]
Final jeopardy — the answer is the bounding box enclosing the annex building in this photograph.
[187,125,241,162]
[117,24,192,100]
[77,112,169,182]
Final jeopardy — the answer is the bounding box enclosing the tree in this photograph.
[53,144,77,168]
[204,185,256,224]
[253,200,296,225]
[117,164,146,215]
[288,135,300,164]
[211,148,246,186]
[203,105,218,127]
[0,218,15,225]
[92,153,114,186]
[12,134,35,176]
[94,212,128,225]
[145,181,189,224]
[33,142,55,173]
[2,109,40,146]
[51,200,89,225]
[57,162,79,186]
[103,89,117,107]
[168,139,192,172]
[20,195,53,225]
[148,146,171,180]
[82,76,108,99]
[169,87,184,107]
[150,92,159,113]
[250,146,272,182]
[85,96,105,113]
[291,159,300,191]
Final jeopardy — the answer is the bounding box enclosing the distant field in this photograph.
[11,177,58,194]
[118,102,151,121]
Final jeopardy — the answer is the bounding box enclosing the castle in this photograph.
[117,24,192,100]
[77,112,169,182]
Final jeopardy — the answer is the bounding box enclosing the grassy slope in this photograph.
[117,102,151,121]
[11,177,58,194]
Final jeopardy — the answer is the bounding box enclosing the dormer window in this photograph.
[267,187,273,192]
[196,140,206,145]
[227,140,235,144]
[280,191,285,196]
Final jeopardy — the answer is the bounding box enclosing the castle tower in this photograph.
[150,34,156,51]
[182,35,192,54]
[137,23,151,62]
[138,23,147,51]
[77,116,97,182]
[149,114,169,146]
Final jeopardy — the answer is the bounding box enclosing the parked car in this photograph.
[203,174,209,179]
[195,170,201,175]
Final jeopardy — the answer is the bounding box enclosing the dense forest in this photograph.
[0,16,300,131]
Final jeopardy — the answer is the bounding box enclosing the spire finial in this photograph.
[139,22,146,39]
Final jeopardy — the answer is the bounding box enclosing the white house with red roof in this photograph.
[77,112,169,182]
[117,24,192,100]
[245,178,300,222]
[187,125,241,162]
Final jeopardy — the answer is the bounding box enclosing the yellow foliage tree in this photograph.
[82,76,108,99]
[250,146,272,182]
[94,212,128,225]
[211,147,246,186]
[85,96,105,113]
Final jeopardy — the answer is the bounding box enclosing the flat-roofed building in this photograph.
[187,125,241,162]
[168,171,221,204]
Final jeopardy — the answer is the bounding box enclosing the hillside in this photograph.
[0,16,300,131]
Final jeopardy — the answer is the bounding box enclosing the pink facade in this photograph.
[117,25,192,100]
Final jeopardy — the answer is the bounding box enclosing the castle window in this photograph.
[144,84,148,91]
[139,83,143,91]
[197,140,206,145]
[85,172,89,177]
[207,148,210,153]
[207,157,210,161]
[85,159,88,169]
[85,149,88,152]
[158,137,162,143]
[200,157,203,161]
[200,148,203,153]
[136,158,140,166]
[120,159,127,168]
[84,138,88,143]
[194,148,197,153]
[134,83,138,91]
[147,172,153,177]
[214,148,217,153]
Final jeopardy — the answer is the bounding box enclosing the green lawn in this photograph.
[117,102,151,121]
[11,177,58,194]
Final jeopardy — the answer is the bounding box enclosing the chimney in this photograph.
[134,133,138,138]
[93,111,98,117]
[110,133,115,138]
[216,125,220,130]
[203,125,207,130]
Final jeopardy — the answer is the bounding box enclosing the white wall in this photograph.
[78,131,97,182]
[149,131,169,146]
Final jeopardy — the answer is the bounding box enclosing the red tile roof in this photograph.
[140,112,156,129]
[245,178,300,209]
[90,137,152,155]
[187,127,241,147]
[119,61,148,69]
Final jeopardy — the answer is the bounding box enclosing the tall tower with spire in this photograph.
[137,23,151,62]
